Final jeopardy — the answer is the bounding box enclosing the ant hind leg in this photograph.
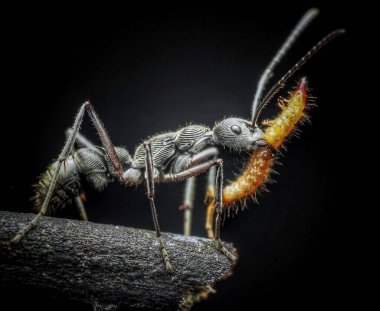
[10,104,88,244]
[75,195,88,221]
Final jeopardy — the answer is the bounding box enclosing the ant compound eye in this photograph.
[231,125,242,135]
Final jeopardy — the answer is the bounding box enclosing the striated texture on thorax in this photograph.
[132,125,211,169]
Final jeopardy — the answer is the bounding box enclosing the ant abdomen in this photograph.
[32,146,131,215]
[32,157,82,214]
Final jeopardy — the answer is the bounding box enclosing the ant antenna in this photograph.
[252,29,345,127]
[251,8,319,124]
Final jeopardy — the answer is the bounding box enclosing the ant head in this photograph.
[212,118,265,151]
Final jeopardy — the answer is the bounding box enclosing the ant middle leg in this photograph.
[144,141,173,272]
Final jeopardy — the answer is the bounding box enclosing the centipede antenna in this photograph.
[251,8,319,125]
[252,29,345,127]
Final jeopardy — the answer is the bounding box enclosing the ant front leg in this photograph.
[180,176,196,236]
[163,158,237,263]
[213,162,237,262]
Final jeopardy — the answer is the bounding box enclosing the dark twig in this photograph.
[0,211,236,311]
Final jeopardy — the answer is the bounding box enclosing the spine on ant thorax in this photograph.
[32,146,131,214]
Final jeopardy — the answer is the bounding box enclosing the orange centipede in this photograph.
[206,79,308,238]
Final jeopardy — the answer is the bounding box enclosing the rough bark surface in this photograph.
[0,211,236,310]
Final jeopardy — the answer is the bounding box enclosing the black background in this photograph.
[1,2,362,310]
